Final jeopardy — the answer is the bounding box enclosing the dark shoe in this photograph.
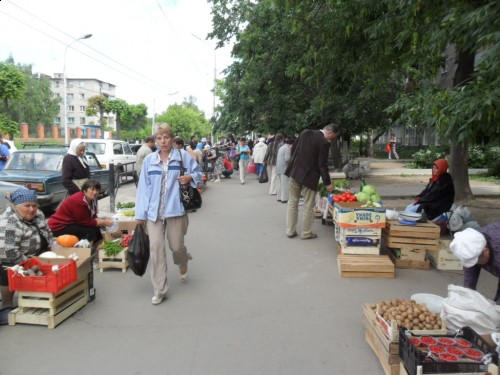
[301,233,318,240]
[287,232,298,238]
[281,201,288,204]
[0,306,16,325]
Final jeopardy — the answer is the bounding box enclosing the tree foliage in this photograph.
[208,0,500,199]
[155,99,211,142]
[0,59,26,113]
[1,57,59,136]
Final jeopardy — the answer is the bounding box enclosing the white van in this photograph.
[84,139,136,171]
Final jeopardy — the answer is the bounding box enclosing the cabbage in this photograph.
[362,184,377,196]
[355,192,370,202]
[370,194,381,203]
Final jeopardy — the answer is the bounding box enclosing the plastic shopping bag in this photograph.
[247,161,257,174]
[127,223,150,277]
[259,167,269,183]
[385,143,391,153]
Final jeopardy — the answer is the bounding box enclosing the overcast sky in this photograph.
[0,0,234,118]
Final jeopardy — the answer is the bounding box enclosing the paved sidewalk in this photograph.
[1,171,497,375]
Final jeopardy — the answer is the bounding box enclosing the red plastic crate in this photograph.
[7,258,77,293]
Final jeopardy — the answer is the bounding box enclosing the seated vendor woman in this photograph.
[48,179,113,250]
[405,158,454,220]
[0,188,52,323]
[450,223,500,305]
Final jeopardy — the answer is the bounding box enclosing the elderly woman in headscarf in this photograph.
[0,188,52,323]
[405,158,455,220]
[450,223,500,304]
[62,138,90,196]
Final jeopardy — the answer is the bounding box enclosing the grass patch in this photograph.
[399,173,418,177]
[469,173,500,184]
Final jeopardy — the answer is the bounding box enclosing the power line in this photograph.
[1,1,178,96]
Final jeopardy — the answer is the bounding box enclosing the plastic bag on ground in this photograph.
[126,223,150,276]
[441,284,500,334]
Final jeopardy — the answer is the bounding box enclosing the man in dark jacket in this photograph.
[285,124,339,239]
[450,222,500,304]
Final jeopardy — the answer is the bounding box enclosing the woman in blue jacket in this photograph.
[135,123,202,305]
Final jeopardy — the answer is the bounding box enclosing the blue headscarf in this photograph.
[8,188,38,205]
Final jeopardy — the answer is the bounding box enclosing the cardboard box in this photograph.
[104,219,138,241]
[426,242,464,271]
[333,202,386,228]
[37,247,92,281]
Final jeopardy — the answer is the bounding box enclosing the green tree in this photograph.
[0,113,19,138]
[106,99,129,140]
[0,59,26,115]
[120,103,148,132]
[155,100,211,141]
[86,95,109,139]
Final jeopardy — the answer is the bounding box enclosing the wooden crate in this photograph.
[376,305,447,343]
[339,243,380,255]
[383,221,440,251]
[338,254,395,278]
[8,277,88,329]
[98,248,128,273]
[388,250,430,270]
[388,249,431,270]
[362,303,400,375]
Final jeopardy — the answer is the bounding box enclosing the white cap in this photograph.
[449,228,486,267]
[204,145,211,150]
[259,137,265,143]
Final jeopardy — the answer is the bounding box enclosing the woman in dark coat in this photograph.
[406,158,454,220]
[62,138,90,196]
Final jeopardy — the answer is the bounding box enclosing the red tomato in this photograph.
[344,191,352,197]
[348,197,356,202]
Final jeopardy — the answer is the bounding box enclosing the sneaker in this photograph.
[179,266,188,282]
[92,260,99,270]
[298,198,304,206]
[152,295,165,305]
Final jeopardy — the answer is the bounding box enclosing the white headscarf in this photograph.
[449,228,487,267]
[68,138,88,168]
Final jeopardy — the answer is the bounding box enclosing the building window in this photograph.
[55,117,60,124]
[55,81,60,88]
[68,81,74,88]
[68,105,75,112]
[67,93,74,101]
[80,117,86,125]
[80,93,85,100]
[68,117,75,125]
[79,81,85,87]
[54,93,60,98]
[80,106,86,112]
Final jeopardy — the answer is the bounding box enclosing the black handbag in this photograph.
[178,149,202,211]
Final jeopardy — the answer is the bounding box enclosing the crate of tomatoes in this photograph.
[331,191,358,203]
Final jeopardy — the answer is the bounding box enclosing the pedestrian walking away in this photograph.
[388,133,399,160]
[285,124,339,239]
[134,123,202,305]
[264,133,284,195]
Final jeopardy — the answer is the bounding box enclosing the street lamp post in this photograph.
[191,34,217,142]
[63,33,92,145]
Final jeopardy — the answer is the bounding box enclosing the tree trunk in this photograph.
[99,107,105,139]
[330,138,342,170]
[450,49,475,201]
[450,140,473,201]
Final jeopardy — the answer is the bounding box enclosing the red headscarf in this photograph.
[431,159,448,182]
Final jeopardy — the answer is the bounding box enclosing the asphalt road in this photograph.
[1,175,497,375]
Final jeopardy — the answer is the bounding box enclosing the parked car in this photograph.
[0,181,24,214]
[85,139,136,168]
[0,148,110,213]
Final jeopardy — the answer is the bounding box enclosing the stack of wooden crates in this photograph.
[8,247,92,329]
[331,202,395,278]
[383,221,440,270]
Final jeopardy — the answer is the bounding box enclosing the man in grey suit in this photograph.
[285,124,339,239]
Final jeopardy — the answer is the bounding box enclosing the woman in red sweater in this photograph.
[48,179,113,247]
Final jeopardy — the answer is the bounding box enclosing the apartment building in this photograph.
[51,74,117,135]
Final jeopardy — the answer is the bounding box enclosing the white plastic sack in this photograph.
[441,284,500,335]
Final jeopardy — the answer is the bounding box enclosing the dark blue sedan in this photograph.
[0,148,110,213]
